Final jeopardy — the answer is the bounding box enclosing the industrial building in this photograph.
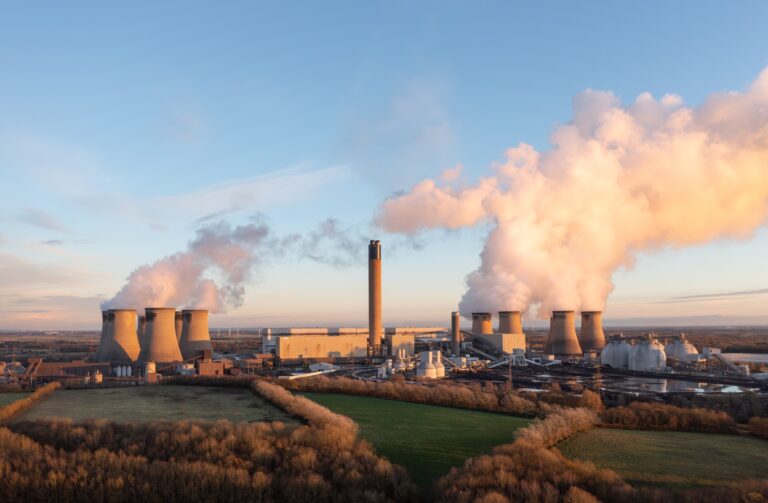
[276,334,369,361]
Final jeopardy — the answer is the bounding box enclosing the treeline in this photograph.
[749,417,768,439]
[600,402,737,433]
[1,382,417,502]
[279,376,603,417]
[0,381,60,422]
[436,407,768,503]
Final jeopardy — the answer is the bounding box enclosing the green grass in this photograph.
[558,428,768,489]
[0,392,30,407]
[300,392,531,488]
[16,386,299,424]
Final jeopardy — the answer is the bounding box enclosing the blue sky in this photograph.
[2,1,768,329]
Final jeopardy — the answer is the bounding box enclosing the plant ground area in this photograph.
[558,428,768,489]
[15,385,298,423]
[0,392,30,407]
[300,392,531,488]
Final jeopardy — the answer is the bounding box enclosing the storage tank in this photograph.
[600,336,631,368]
[179,309,213,359]
[175,311,183,343]
[433,351,446,378]
[416,351,437,378]
[628,336,667,371]
[498,311,523,334]
[544,311,582,356]
[579,311,606,352]
[98,309,141,363]
[139,307,183,363]
[471,312,493,335]
[665,334,699,363]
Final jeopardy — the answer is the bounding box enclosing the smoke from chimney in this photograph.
[375,67,768,318]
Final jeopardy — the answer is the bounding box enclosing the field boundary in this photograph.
[0,382,61,423]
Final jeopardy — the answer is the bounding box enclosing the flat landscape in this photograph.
[301,392,531,487]
[16,385,298,423]
[558,428,768,488]
[0,392,30,407]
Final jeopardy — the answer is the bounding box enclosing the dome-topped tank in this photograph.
[629,336,666,371]
[600,335,631,368]
[416,351,437,379]
[665,334,699,363]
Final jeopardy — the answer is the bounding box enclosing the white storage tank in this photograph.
[665,334,699,363]
[433,351,446,378]
[601,337,631,368]
[416,351,437,379]
[629,336,666,371]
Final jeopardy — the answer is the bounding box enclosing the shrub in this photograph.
[600,402,736,433]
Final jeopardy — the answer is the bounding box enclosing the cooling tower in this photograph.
[579,311,606,352]
[179,309,213,359]
[451,311,461,355]
[368,240,382,356]
[98,309,141,363]
[139,307,183,363]
[498,311,523,334]
[175,311,183,342]
[95,310,109,360]
[471,312,492,335]
[544,311,582,356]
[137,315,146,348]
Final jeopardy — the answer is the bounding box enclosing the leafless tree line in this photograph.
[0,381,60,422]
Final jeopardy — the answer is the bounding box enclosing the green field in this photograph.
[301,392,531,487]
[0,392,30,407]
[558,428,768,488]
[17,386,299,424]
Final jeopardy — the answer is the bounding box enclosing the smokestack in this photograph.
[545,311,582,356]
[95,310,109,360]
[179,309,213,359]
[471,312,492,335]
[368,240,382,356]
[451,311,461,355]
[175,311,183,342]
[498,311,523,334]
[139,307,183,363]
[98,309,141,363]
[579,311,606,352]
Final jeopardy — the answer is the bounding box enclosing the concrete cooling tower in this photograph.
[95,310,109,360]
[544,311,582,357]
[139,307,183,363]
[368,240,383,355]
[137,315,146,348]
[175,311,183,342]
[471,312,492,335]
[498,311,523,334]
[98,309,141,363]
[451,311,461,355]
[579,311,606,352]
[179,309,213,359]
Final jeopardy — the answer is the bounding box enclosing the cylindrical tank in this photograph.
[139,307,183,363]
[471,312,493,335]
[179,309,213,359]
[665,334,699,363]
[498,311,523,334]
[175,311,183,343]
[451,311,461,355]
[628,337,667,371]
[416,351,437,378]
[145,361,156,374]
[98,309,141,363]
[368,240,382,355]
[545,311,582,356]
[579,311,606,352]
[433,351,446,378]
[600,337,631,368]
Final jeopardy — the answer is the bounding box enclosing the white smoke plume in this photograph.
[103,216,272,312]
[376,67,768,319]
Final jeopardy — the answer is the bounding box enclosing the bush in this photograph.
[600,402,736,433]
[748,416,768,439]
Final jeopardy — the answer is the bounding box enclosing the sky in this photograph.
[2,1,768,329]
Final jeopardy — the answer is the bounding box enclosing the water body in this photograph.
[620,377,759,394]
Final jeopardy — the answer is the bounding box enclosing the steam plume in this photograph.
[376,67,768,319]
[103,216,271,312]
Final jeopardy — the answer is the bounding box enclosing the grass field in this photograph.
[16,386,299,424]
[0,392,30,408]
[558,428,768,488]
[301,392,531,488]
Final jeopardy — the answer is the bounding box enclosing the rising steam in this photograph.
[376,67,768,319]
[103,216,271,312]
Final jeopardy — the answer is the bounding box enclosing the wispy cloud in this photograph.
[655,288,768,304]
[16,207,70,233]
[41,239,64,246]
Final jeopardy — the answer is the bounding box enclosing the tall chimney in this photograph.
[498,311,523,334]
[98,309,141,363]
[95,310,109,360]
[179,309,213,359]
[579,311,606,351]
[139,307,183,363]
[471,312,492,335]
[451,311,461,355]
[368,240,382,356]
[175,311,183,342]
[544,311,582,356]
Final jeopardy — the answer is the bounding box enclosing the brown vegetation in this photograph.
[748,416,768,439]
[0,381,60,422]
[599,402,737,433]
